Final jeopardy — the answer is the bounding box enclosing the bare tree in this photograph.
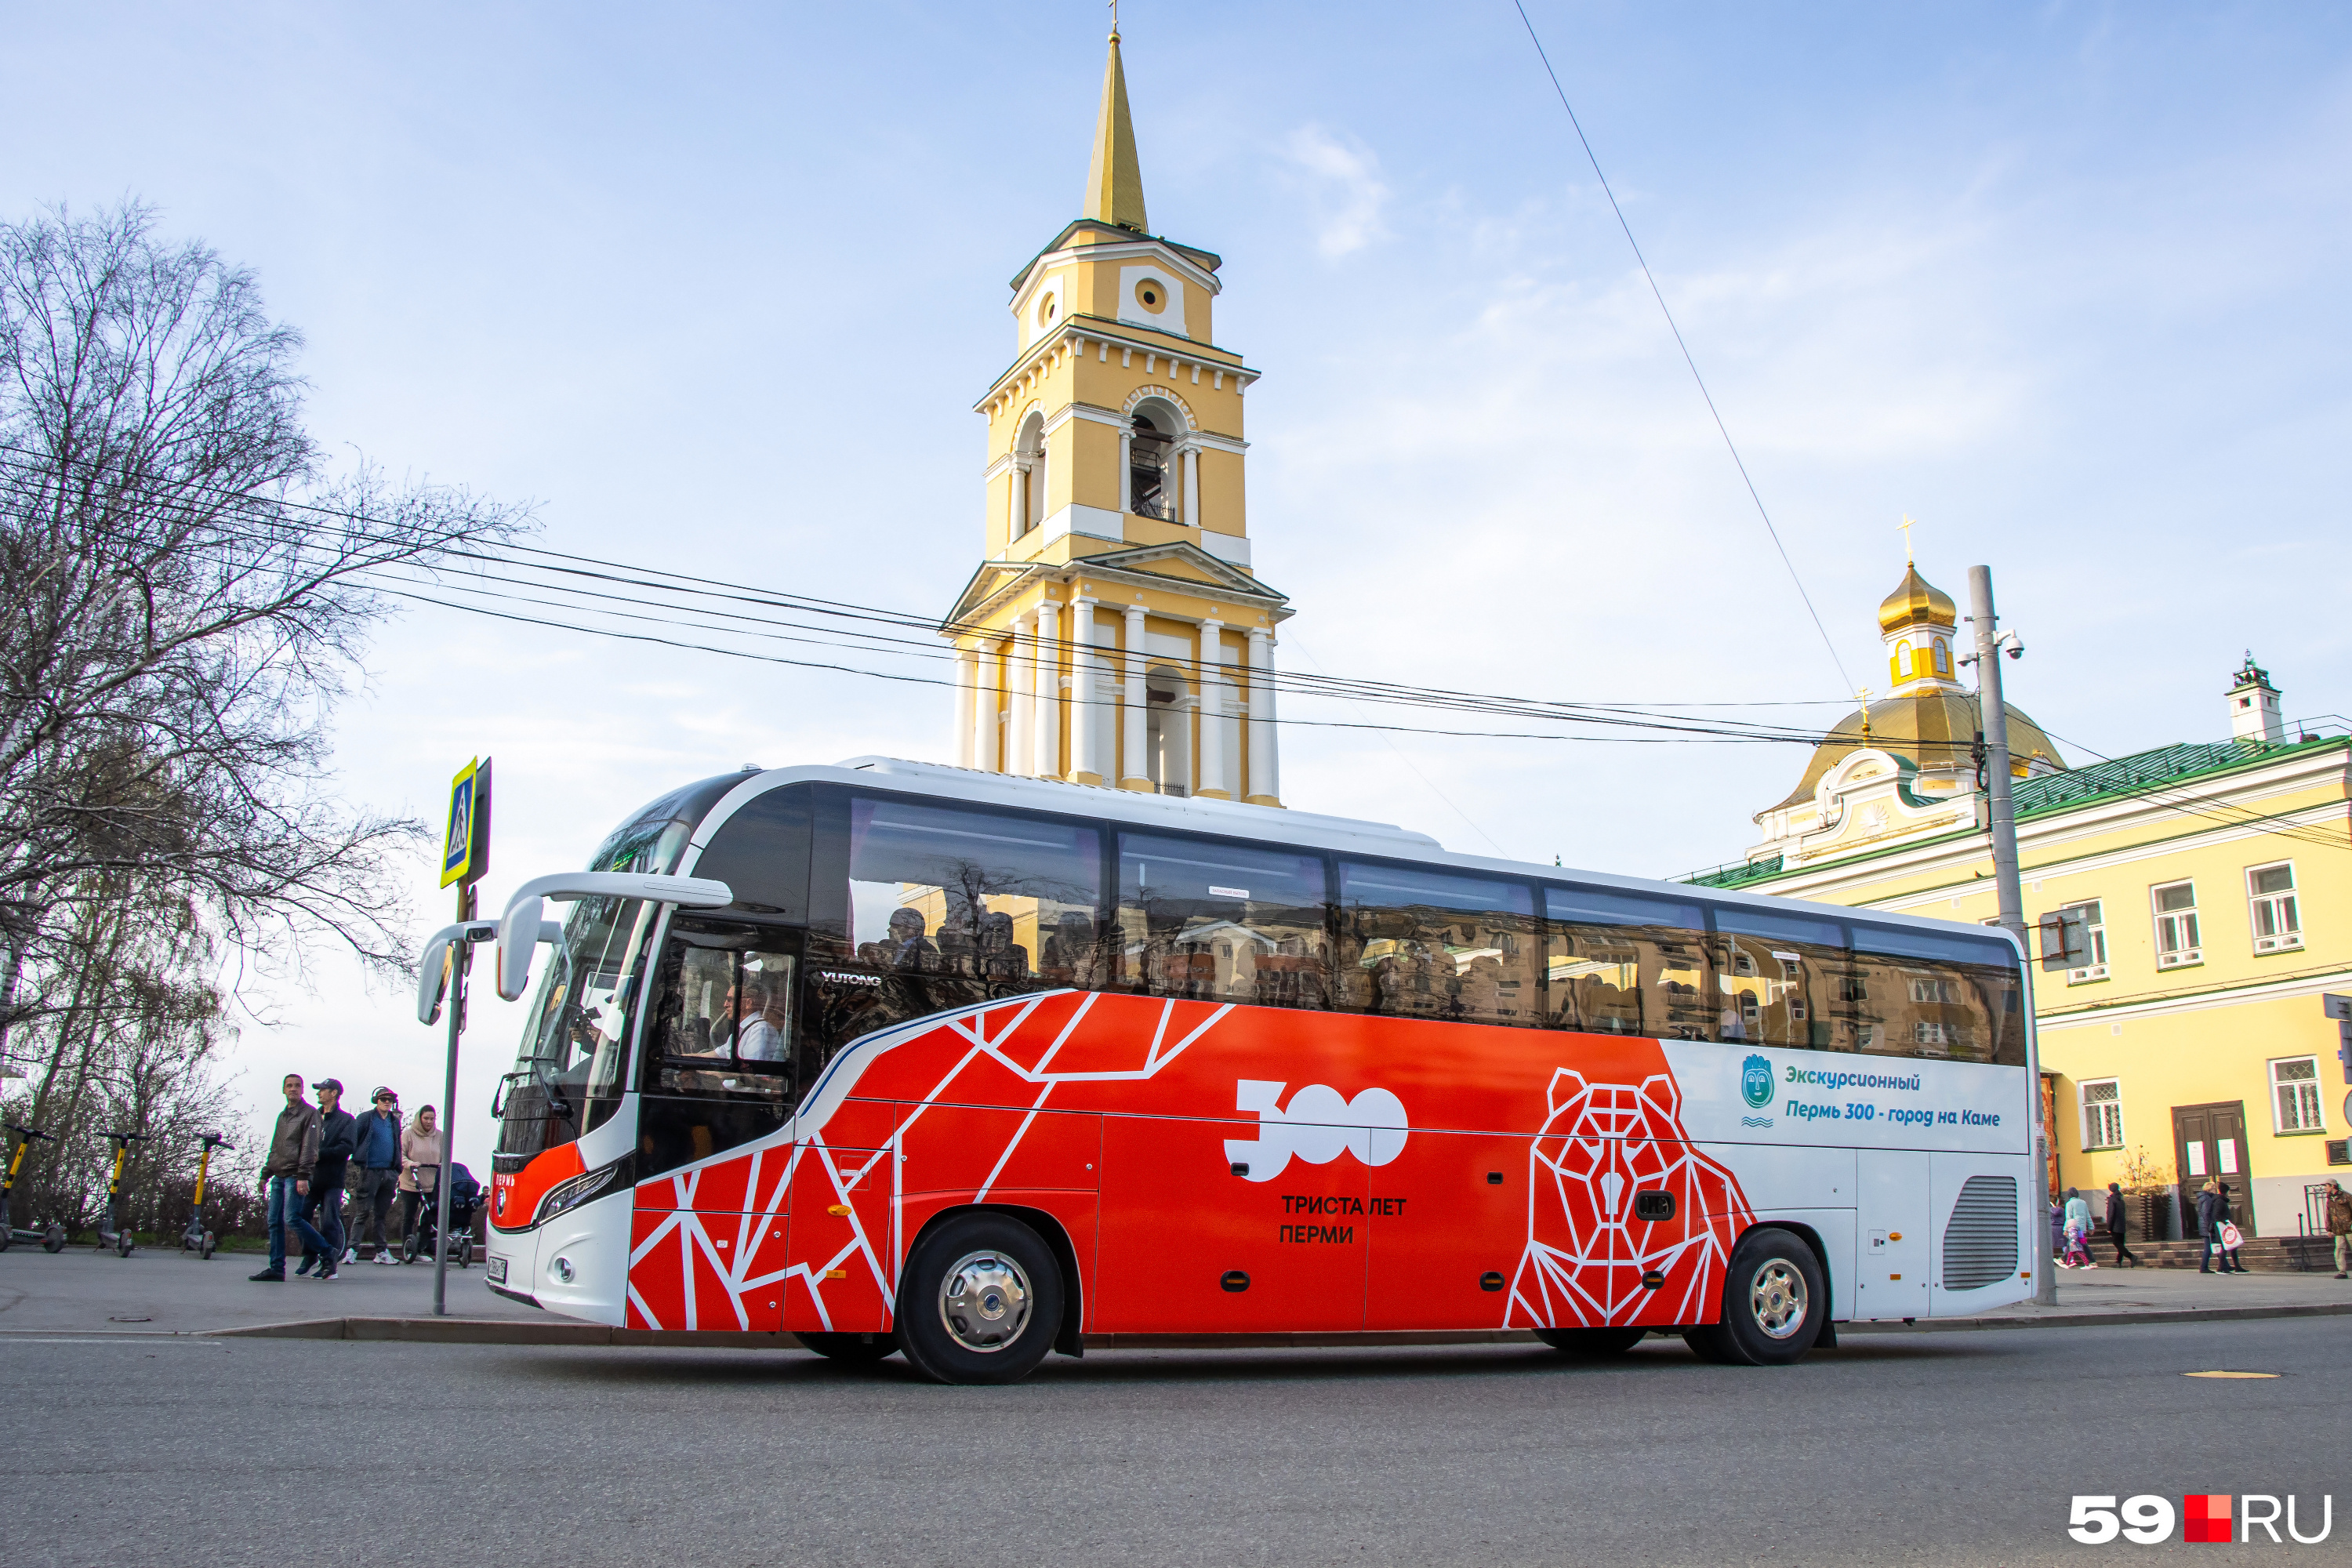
[0,202,528,1224]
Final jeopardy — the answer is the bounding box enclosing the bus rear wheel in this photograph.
[799,1330,898,1366]
[1683,1226,1824,1367]
[1535,1327,1647,1357]
[897,1214,1062,1386]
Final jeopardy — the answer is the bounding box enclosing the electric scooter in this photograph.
[93,1131,147,1258]
[179,1131,233,1260]
[2,1122,67,1252]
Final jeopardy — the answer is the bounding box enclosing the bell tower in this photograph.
[940,22,1291,804]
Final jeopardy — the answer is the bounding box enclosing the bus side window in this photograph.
[1543,885,1715,1040]
[1713,909,1843,1051]
[1338,862,1539,1026]
[1116,833,1329,1008]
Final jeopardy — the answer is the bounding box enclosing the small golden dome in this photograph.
[1878,565,1957,634]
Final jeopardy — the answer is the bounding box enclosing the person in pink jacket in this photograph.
[395,1106,445,1258]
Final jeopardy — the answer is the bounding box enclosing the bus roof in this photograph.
[679,756,2025,964]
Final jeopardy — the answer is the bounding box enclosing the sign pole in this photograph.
[431,757,492,1319]
[433,882,470,1317]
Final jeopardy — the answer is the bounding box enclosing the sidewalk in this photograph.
[7,1238,2348,1345]
[0,1243,583,1336]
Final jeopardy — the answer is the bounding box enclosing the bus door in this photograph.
[1856,1149,1931,1319]
[1098,1110,1367,1333]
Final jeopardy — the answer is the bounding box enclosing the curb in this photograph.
[183,1301,2352,1348]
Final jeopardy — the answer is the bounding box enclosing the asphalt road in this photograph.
[5,1320,2344,1567]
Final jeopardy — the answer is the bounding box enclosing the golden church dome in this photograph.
[1766,691,2063,814]
[1878,565,1957,634]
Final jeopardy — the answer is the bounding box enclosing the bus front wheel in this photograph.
[897,1214,1063,1386]
[1683,1227,1824,1367]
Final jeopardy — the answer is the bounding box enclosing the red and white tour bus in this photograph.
[473,757,2037,1383]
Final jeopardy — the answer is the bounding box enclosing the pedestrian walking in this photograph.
[299,1079,354,1280]
[2060,1186,2096,1269]
[2195,1179,2247,1276]
[2104,1181,2139,1268]
[2325,1179,2352,1279]
[2216,1181,2249,1274]
[397,1105,445,1257]
[250,1074,329,1283]
[349,1087,403,1263]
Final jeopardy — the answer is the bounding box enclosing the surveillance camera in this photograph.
[2005,643,2024,661]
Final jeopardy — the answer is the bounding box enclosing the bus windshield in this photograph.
[494,895,659,1160]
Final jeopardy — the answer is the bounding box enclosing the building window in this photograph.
[1933,637,1951,674]
[1129,412,1172,519]
[2152,880,2200,968]
[2079,1078,2123,1150]
[2248,862,2301,953]
[2273,1056,2324,1133]
[2062,900,2108,983]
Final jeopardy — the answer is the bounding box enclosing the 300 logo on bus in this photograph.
[2068,1495,2332,1544]
[1223,1080,1407,1181]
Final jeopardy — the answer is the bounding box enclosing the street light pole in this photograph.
[1968,565,2055,1307]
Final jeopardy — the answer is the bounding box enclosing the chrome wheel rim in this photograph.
[938,1250,1032,1354]
[1749,1258,1807,1339]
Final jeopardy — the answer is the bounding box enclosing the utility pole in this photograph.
[1967,566,2054,1307]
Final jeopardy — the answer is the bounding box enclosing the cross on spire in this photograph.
[1898,515,1916,565]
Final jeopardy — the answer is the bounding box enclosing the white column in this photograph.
[1117,428,1133,514]
[1183,446,1200,528]
[978,640,1003,773]
[953,648,977,768]
[1007,611,1034,777]
[1196,619,1225,798]
[1247,627,1278,804]
[1121,604,1149,789]
[1033,598,1062,779]
[1070,597,1098,783]
[1014,461,1029,537]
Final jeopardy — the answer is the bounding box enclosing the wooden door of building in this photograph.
[2172,1102,2256,1240]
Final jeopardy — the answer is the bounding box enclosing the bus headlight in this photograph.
[532,1156,632,1229]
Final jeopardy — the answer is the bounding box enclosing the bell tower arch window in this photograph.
[1129,412,1172,520]
[1933,636,1951,675]
[1012,411,1047,537]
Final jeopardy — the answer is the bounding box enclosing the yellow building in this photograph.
[1691,566,2352,1239]
[939,26,1288,805]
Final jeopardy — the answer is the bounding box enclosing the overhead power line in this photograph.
[1509,0,1854,695]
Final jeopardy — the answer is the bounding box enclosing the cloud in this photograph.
[1280,124,1390,257]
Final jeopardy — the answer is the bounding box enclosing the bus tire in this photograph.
[1535,1327,1646,1357]
[1685,1226,1824,1367]
[897,1214,1062,1386]
[799,1331,898,1366]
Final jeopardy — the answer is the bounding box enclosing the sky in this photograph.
[6,2,2348,1167]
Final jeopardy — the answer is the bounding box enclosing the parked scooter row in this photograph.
[1,1123,234,1258]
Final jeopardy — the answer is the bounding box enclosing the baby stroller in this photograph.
[401,1162,482,1268]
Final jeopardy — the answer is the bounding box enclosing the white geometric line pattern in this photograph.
[626,991,1232,1334]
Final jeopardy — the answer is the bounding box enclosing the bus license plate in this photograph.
[486,1254,508,1283]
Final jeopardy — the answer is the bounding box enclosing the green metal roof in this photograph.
[1683,854,1785,891]
[2009,733,2346,818]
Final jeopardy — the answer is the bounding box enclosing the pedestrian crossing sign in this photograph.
[440,757,492,889]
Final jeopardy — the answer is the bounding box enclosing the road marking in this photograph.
[2183,1370,2279,1379]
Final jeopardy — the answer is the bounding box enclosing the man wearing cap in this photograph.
[298,1079,356,1280]
[348,1087,405,1264]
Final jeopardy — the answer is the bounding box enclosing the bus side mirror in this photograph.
[492,871,735,1003]
[415,920,498,1025]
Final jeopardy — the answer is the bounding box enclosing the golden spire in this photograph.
[1083,20,1149,233]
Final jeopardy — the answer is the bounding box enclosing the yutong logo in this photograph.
[1740,1054,1775,1127]
[1223,1080,1407,1182]
[2068,1495,2332,1544]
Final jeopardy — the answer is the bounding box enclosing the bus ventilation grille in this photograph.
[1940,1175,2020,1290]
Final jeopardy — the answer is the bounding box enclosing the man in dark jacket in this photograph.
[298,1079,356,1280]
[2195,1181,2247,1276]
[252,1074,328,1283]
[2104,1182,2138,1268]
[349,1087,403,1263]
